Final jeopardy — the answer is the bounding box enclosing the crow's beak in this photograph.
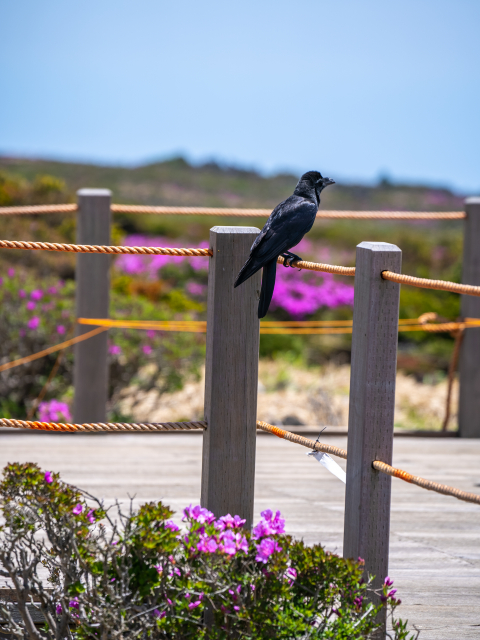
[323,177,335,187]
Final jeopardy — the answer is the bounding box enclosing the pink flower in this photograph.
[188,600,202,610]
[48,286,58,295]
[109,345,121,355]
[164,520,179,532]
[38,400,71,422]
[72,504,83,515]
[87,510,96,524]
[255,537,282,563]
[216,514,246,530]
[183,505,216,524]
[152,609,166,618]
[56,325,66,335]
[26,301,36,311]
[30,289,43,301]
[27,316,40,330]
[146,330,155,339]
[253,509,285,539]
[19,289,26,298]
[69,598,79,609]
[142,344,152,355]
[7,268,15,277]
[55,603,62,615]
[44,471,53,484]
[197,536,218,553]
[186,281,207,296]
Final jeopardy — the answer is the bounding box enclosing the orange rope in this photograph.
[372,460,480,505]
[382,271,480,297]
[256,421,348,458]
[257,422,480,505]
[0,240,212,256]
[112,206,466,220]
[0,418,206,433]
[0,203,466,219]
[77,317,480,335]
[0,204,77,215]
[0,327,108,373]
[277,255,355,276]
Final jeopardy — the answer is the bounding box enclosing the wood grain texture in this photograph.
[459,198,480,438]
[201,226,261,528]
[343,241,401,634]
[73,189,111,423]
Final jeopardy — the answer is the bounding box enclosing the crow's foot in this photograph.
[281,251,302,267]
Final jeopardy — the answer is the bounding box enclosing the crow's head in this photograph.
[296,171,335,202]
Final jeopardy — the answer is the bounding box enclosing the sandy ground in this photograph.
[118,361,458,431]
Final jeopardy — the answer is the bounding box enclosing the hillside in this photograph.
[0,155,465,212]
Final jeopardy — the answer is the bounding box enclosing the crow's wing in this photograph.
[251,196,317,264]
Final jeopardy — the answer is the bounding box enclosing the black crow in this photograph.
[234,171,335,318]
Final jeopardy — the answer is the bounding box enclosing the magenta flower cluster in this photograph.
[114,234,354,319]
[5,272,68,335]
[270,268,354,319]
[38,399,71,423]
[115,235,210,279]
[182,505,286,565]
[252,509,285,562]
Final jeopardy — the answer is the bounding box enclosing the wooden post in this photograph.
[201,226,261,529]
[73,189,111,423]
[343,241,401,634]
[458,197,480,438]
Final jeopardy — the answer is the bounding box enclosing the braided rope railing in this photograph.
[0,203,466,219]
[0,204,78,215]
[372,460,480,505]
[0,240,212,257]
[0,418,206,433]
[276,255,355,276]
[4,237,480,297]
[257,422,480,505]
[382,270,480,297]
[256,421,348,459]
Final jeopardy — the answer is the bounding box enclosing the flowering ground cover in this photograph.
[0,266,205,421]
[0,462,416,639]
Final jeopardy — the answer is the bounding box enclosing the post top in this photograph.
[357,241,401,252]
[77,188,112,197]
[465,197,480,205]
[210,226,260,234]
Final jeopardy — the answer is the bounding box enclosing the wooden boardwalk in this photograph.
[0,431,478,639]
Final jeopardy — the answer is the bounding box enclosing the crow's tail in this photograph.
[258,259,277,319]
[234,255,262,288]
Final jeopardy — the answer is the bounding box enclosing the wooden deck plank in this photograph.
[0,433,478,639]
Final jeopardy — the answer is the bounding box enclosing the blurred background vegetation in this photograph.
[0,156,466,422]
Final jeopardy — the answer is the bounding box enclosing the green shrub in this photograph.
[0,463,416,639]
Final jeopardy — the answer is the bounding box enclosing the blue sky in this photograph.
[1,0,479,193]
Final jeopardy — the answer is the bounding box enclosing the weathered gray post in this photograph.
[458,197,480,438]
[73,189,111,423]
[201,226,261,529]
[344,242,401,635]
